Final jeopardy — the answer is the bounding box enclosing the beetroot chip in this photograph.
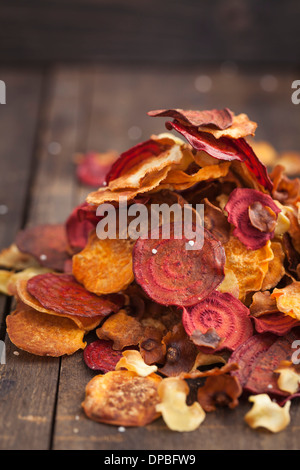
[65,203,99,252]
[83,339,123,373]
[253,312,300,336]
[106,139,167,183]
[225,188,281,250]
[27,273,124,318]
[133,225,225,307]
[15,224,71,272]
[148,108,233,129]
[182,291,253,352]
[76,151,118,187]
[165,120,273,191]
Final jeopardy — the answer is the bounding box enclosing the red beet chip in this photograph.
[133,225,225,307]
[165,120,273,191]
[225,188,281,250]
[76,151,118,187]
[182,291,253,352]
[83,339,123,372]
[15,224,71,272]
[148,108,233,129]
[253,312,300,336]
[27,273,124,318]
[65,202,99,252]
[106,139,166,183]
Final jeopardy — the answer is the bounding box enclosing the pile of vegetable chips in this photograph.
[1,107,300,434]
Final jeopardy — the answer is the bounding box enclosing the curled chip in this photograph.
[225,188,280,250]
[82,370,161,427]
[162,161,231,190]
[0,243,40,270]
[83,340,123,373]
[253,312,300,336]
[196,370,242,412]
[203,198,231,244]
[96,310,144,350]
[244,394,291,433]
[139,326,166,365]
[72,230,135,295]
[116,350,158,377]
[261,241,285,291]
[16,279,102,331]
[75,150,118,187]
[0,270,13,295]
[156,377,206,432]
[275,361,300,394]
[216,267,239,299]
[182,291,253,352]
[224,235,274,301]
[249,291,279,317]
[26,273,124,318]
[15,224,71,272]
[272,282,300,320]
[65,202,99,252]
[148,108,234,130]
[133,225,225,307]
[6,301,86,356]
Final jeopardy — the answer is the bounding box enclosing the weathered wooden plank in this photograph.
[0,67,84,450]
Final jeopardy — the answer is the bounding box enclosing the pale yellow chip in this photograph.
[72,231,134,295]
[198,113,257,139]
[190,352,226,371]
[244,394,291,433]
[0,270,14,295]
[116,350,158,377]
[272,282,300,320]
[6,266,53,295]
[224,236,274,301]
[275,361,300,394]
[0,243,40,270]
[6,301,86,357]
[156,377,206,432]
[217,267,239,299]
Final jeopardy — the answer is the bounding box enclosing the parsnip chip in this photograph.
[0,243,39,270]
[82,370,161,427]
[116,350,158,377]
[244,394,291,433]
[73,231,134,295]
[156,377,205,432]
[6,301,86,356]
[272,282,300,320]
[16,279,102,331]
[6,266,53,296]
[96,310,144,350]
[224,236,274,301]
[261,241,285,291]
[0,270,13,295]
[217,267,239,298]
[275,361,300,394]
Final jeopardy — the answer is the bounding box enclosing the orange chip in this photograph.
[224,235,274,301]
[96,309,144,350]
[198,113,257,140]
[261,241,285,291]
[272,281,300,320]
[82,370,161,426]
[72,231,134,295]
[162,161,230,189]
[16,279,102,331]
[6,301,86,356]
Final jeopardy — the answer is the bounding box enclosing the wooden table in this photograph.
[0,64,300,450]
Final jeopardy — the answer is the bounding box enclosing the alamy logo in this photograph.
[0,80,6,104]
[0,340,5,364]
[291,80,300,105]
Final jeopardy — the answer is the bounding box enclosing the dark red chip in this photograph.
[27,273,124,318]
[65,202,99,252]
[132,225,225,307]
[182,291,253,352]
[76,151,118,187]
[83,339,123,372]
[15,224,71,272]
[253,312,300,336]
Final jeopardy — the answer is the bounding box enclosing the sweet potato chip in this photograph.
[216,267,239,298]
[261,241,285,291]
[182,291,253,352]
[72,230,134,295]
[133,225,225,307]
[6,301,86,356]
[15,224,71,272]
[27,273,124,318]
[16,279,103,331]
[156,377,206,432]
[75,151,118,187]
[96,310,144,350]
[225,188,281,250]
[0,270,13,295]
[82,370,161,426]
[224,235,274,301]
[116,350,158,377]
[270,164,300,205]
[244,394,291,433]
[272,282,300,320]
[199,113,257,140]
[83,339,123,372]
[0,243,40,270]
